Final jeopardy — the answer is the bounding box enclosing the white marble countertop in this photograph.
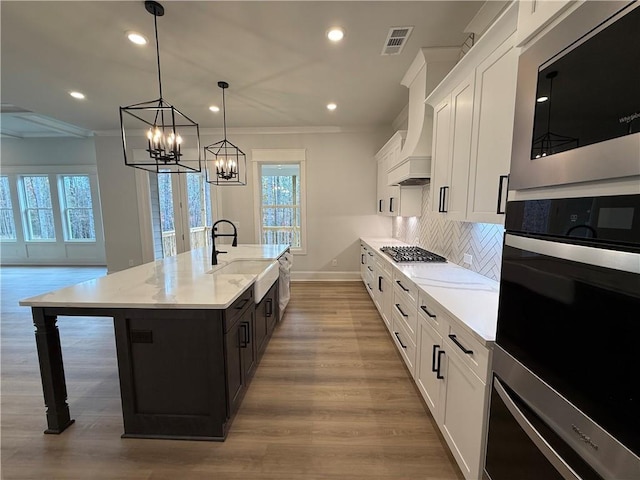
[19,244,289,310]
[360,237,499,344]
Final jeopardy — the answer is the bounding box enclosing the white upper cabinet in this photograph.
[426,2,518,225]
[516,0,575,47]
[466,32,518,224]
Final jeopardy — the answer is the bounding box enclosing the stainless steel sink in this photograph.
[207,259,279,302]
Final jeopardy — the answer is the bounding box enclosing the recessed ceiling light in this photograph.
[209,105,220,113]
[536,96,549,103]
[327,28,344,42]
[127,31,148,45]
[327,103,337,111]
[69,91,85,100]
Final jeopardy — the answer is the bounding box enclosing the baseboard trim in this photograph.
[291,271,360,282]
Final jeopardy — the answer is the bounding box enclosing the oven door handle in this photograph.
[493,378,582,480]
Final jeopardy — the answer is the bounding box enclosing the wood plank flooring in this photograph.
[1,267,463,479]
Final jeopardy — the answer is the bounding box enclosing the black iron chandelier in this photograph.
[204,82,247,186]
[119,0,201,173]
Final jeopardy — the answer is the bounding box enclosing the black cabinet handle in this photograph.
[265,298,273,317]
[438,187,444,212]
[239,323,248,348]
[389,197,395,213]
[436,350,445,379]
[439,186,449,213]
[431,344,440,372]
[235,298,249,310]
[368,251,373,257]
[361,254,365,264]
[367,266,373,272]
[420,305,436,318]
[394,332,407,349]
[379,199,383,212]
[395,280,409,292]
[366,283,372,291]
[395,303,408,317]
[448,334,473,355]
[378,276,383,292]
[496,174,509,214]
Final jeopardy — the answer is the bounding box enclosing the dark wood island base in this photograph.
[30,281,279,441]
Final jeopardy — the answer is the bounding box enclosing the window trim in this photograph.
[0,175,18,242]
[58,174,97,242]
[252,149,307,255]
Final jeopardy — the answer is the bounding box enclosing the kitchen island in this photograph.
[19,244,289,441]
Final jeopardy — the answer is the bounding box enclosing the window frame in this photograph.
[252,149,307,254]
[0,175,18,241]
[57,174,97,242]
[19,174,57,242]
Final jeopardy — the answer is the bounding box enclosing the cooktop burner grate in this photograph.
[380,246,447,263]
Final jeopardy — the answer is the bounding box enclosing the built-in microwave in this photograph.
[509,1,640,190]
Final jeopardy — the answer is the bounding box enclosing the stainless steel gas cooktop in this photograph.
[380,246,447,263]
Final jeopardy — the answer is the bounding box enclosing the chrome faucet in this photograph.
[211,219,238,265]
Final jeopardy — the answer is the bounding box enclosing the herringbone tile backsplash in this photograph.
[393,185,505,281]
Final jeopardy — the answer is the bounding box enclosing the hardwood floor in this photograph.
[1,267,463,479]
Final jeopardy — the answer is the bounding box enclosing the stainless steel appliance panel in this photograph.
[510,1,640,190]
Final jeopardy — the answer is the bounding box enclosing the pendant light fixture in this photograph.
[205,82,247,186]
[119,1,201,173]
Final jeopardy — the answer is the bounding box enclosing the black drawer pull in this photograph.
[448,334,473,355]
[378,276,383,292]
[420,305,436,318]
[361,254,365,264]
[394,332,407,349]
[395,304,408,317]
[395,280,410,292]
[436,350,445,379]
[431,344,439,372]
[367,266,373,272]
[379,199,383,212]
[368,251,373,257]
[265,298,273,317]
[235,298,249,310]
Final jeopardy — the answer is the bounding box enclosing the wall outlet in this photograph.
[413,237,420,245]
[331,258,338,267]
[128,259,134,267]
[463,253,473,265]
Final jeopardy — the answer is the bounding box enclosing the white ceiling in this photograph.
[1,1,485,138]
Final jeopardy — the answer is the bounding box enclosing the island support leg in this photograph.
[32,308,75,434]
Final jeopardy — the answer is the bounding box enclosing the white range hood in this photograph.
[390,47,459,186]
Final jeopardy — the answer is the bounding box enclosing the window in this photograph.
[186,172,212,250]
[0,176,17,240]
[253,149,306,253]
[260,164,301,248]
[21,175,55,241]
[59,175,96,241]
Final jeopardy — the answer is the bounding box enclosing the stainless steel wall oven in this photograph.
[484,194,640,480]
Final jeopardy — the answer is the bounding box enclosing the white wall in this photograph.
[207,130,393,279]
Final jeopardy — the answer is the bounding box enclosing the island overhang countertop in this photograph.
[19,244,289,310]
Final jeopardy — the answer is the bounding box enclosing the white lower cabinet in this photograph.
[416,304,491,480]
[360,243,492,480]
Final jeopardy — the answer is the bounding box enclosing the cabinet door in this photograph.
[240,307,256,380]
[416,316,444,420]
[265,282,278,335]
[360,244,368,281]
[445,73,475,221]
[388,185,400,216]
[431,97,451,213]
[376,157,386,215]
[225,319,244,414]
[438,349,488,480]
[255,295,268,356]
[516,0,574,47]
[467,34,518,224]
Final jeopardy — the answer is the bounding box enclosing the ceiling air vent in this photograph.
[381,26,414,56]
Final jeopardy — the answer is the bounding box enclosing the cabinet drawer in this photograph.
[393,270,419,308]
[392,311,417,376]
[224,287,254,332]
[374,253,392,275]
[418,289,444,333]
[392,293,417,342]
[443,318,490,384]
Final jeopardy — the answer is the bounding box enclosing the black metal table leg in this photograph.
[32,308,75,434]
